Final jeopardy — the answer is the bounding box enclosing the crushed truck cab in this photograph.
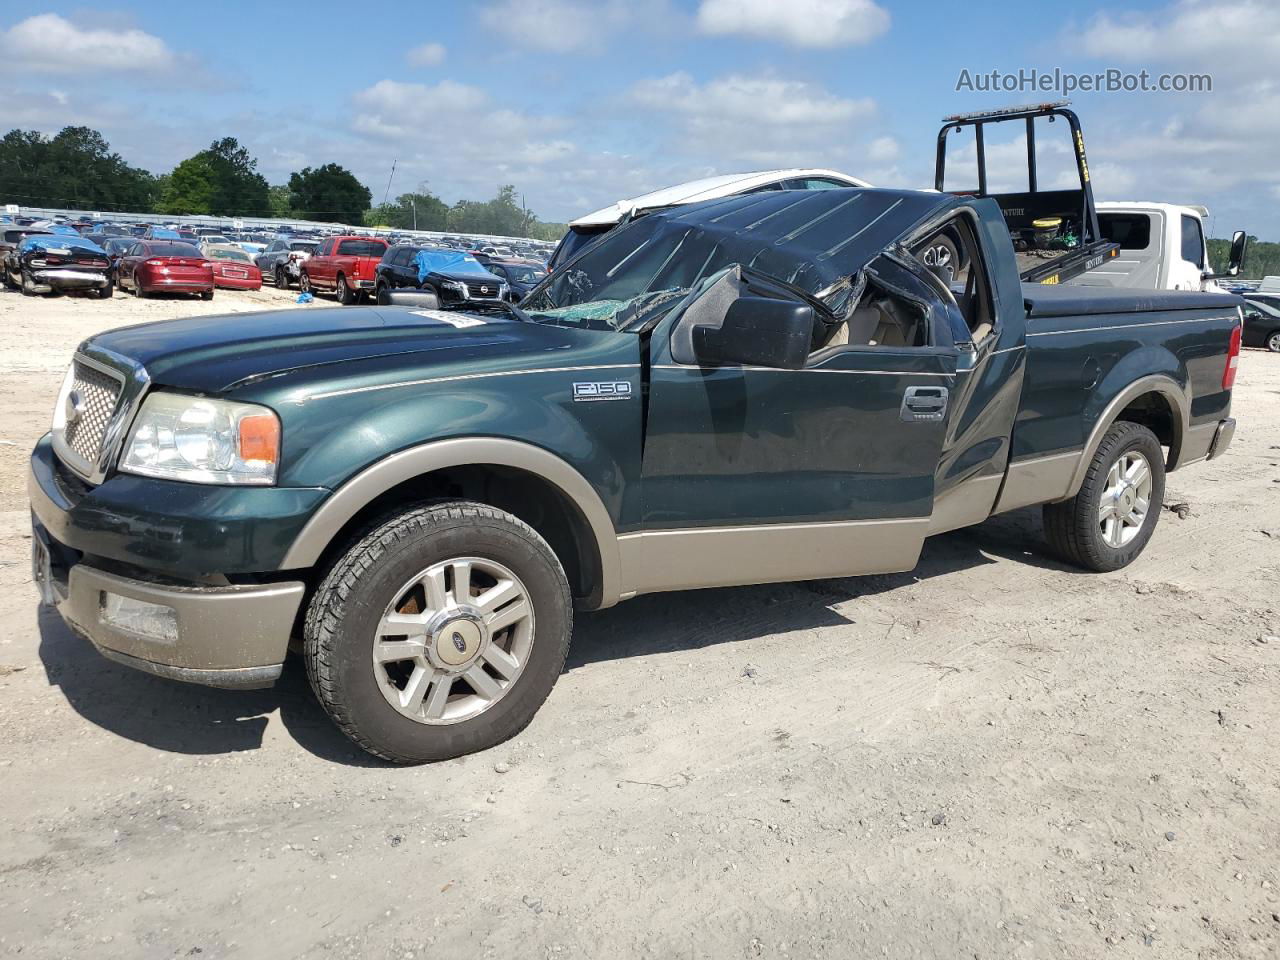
[30,187,1242,762]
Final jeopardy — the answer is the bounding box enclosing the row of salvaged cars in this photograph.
[0,218,554,304]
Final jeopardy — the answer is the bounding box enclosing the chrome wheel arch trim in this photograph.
[280,437,623,609]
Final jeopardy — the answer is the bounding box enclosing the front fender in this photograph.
[280,436,624,608]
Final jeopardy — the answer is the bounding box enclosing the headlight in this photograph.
[120,393,280,485]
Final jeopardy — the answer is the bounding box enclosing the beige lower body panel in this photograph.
[1174,421,1217,468]
[617,517,928,597]
[994,450,1081,513]
[927,474,1004,535]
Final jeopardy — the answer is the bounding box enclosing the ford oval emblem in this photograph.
[451,632,466,653]
[65,389,86,425]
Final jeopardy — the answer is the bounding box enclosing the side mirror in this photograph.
[1207,230,1248,279]
[1227,229,1248,275]
[388,289,441,310]
[692,296,814,370]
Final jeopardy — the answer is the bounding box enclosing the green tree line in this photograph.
[1208,236,1280,281]
[0,125,567,240]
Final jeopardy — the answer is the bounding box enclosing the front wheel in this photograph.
[200,289,214,301]
[299,271,311,294]
[375,281,390,305]
[1043,421,1165,572]
[97,278,114,299]
[275,266,290,290]
[20,268,37,297]
[1267,330,1280,353]
[304,501,572,764]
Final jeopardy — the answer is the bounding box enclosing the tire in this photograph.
[200,289,214,301]
[375,281,390,306]
[304,500,572,764]
[275,266,290,290]
[1267,330,1280,353]
[299,271,311,294]
[336,273,355,305]
[20,268,36,297]
[1043,421,1165,572]
[97,278,113,300]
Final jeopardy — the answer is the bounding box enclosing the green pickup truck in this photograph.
[30,188,1242,763]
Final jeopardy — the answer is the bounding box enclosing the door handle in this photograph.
[900,385,949,422]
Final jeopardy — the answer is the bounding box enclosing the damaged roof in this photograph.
[634,187,958,293]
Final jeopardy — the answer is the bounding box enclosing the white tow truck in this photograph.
[1068,201,1246,292]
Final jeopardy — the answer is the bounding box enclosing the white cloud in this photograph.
[0,13,175,73]
[696,0,889,47]
[632,72,873,127]
[867,136,899,163]
[1078,0,1280,64]
[477,0,640,53]
[406,42,446,67]
[626,71,882,181]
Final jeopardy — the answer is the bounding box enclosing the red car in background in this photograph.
[203,244,263,290]
[300,235,388,304]
[117,241,214,299]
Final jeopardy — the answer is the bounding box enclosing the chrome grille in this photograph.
[61,361,122,468]
[466,282,501,299]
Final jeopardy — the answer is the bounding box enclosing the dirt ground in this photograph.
[0,284,1277,959]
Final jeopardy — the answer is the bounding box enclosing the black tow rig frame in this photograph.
[935,100,1120,285]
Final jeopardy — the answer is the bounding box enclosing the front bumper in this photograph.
[34,526,302,687]
[28,434,328,576]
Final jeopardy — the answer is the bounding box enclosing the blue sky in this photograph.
[0,1,1276,238]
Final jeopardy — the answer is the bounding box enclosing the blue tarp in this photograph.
[18,234,105,254]
[413,249,496,285]
[48,224,81,236]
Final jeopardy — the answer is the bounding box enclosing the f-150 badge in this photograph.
[573,381,632,401]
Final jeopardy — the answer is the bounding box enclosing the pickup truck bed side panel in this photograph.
[997,302,1238,511]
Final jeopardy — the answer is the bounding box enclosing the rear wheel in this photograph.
[299,271,311,294]
[200,289,214,301]
[304,501,572,764]
[336,273,356,305]
[97,278,114,299]
[375,281,390,305]
[1267,330,1280,353]
[1043,421,1165,572]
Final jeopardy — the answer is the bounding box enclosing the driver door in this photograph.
[625,260,958,596]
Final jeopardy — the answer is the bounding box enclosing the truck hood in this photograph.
[83,305,614,394]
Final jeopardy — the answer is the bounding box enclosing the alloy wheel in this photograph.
[372,556,534,725]
[1098,451,1152,548]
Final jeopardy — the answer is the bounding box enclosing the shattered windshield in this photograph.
[520,218,751,331]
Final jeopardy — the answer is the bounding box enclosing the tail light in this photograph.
[145,258,167,267]
[1223,323,1242,389]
